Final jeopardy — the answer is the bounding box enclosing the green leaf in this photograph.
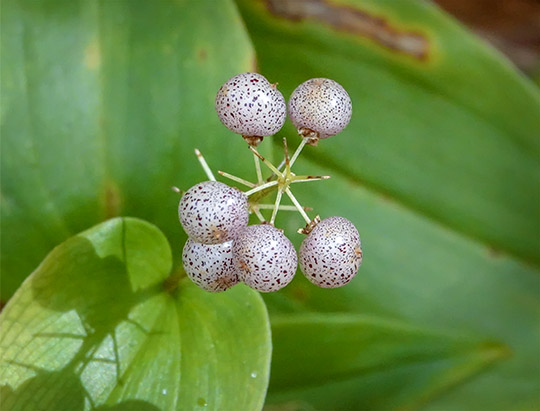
[0,218,271,410]
[233,0,540,408]
[0,0,256,300]
[268,314,509,410]
[2,0,540,409]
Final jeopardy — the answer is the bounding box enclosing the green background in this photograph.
[1,0,539,409]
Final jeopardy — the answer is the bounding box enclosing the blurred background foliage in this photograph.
[1,0,539,410]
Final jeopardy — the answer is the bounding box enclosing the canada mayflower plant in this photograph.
[175,72,363,293]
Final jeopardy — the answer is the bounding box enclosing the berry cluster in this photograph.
[176,72,363,293]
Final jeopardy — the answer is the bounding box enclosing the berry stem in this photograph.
[291,175,331,183]
[284,187,311,224]
[218,170,256,188]
[171,186,185,195]
[253,152,263,184]
[252,207,266,222]
[245,180,278,196]
[289,138,308,168]
[265,159,285,182]
[283,138,291,175]
[270,188,284,225]
[194,148,216,181]
[249,146,283,177]
[258,204,312,211]
[266,160,285,181]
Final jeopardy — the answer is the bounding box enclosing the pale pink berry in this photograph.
[178,181,248,244]
[233,224,297,292]
[182,239,239,292]
[299,216,362,288]
[288,78,352,139]
[215,72,286,139]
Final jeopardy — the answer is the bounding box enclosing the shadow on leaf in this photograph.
[4,219,165,408]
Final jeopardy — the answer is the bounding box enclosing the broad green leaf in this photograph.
[0,218,271,410]
[267,313,509,410]
[233,0,540,409]
[0,0,255,300]
[2,0,540,409]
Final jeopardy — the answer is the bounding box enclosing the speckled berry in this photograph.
[299,216,362,288]
[179,181,249,244]
[182,238,239,292]
[233,224,297,293]
[288,78,352,140]
[215,72,286,142]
